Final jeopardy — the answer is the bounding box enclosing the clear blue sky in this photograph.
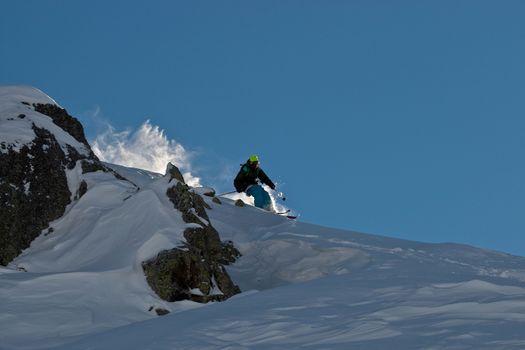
[1,1,524,255]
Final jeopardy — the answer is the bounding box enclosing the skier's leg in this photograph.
[247,185,263,208]
[247,185,273,211]
[260,188,273,211]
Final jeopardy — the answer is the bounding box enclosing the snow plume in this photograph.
[92,120,200,186]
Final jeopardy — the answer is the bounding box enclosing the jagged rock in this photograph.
[191,187,217,198]
[1,125,75,265]
[77,180,88,199]
[143,180,241,303]
[218,240,242,265]
[212,197,222,205]
[235,199,245,207]
[32,103,93,154]
[0,99,102,265]
[81,159,106,174]
[143,245,241,303]
[166,182,211,225]
[202,190,215,197]
[155,308,170,316]
[166,162,185,184]
[183,226,221,256]
[44,227,55,236]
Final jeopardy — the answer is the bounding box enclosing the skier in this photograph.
[234,154,276,211]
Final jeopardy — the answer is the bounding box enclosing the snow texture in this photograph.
[0,86,90,156]
[2,87,525,349]
[1,163,525,350]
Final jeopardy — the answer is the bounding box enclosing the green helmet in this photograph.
[249,154,259,163]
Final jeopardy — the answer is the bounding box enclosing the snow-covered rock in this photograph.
[0,86,92,156]
[0,86,240,308]
[0,86,97,265]
[143,175,241,303]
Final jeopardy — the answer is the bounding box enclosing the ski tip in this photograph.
[275,209,297,220]
[275,209,291,215]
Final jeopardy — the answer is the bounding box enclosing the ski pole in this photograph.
[217,190,237,196]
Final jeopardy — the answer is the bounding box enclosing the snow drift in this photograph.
[1,86,525,350]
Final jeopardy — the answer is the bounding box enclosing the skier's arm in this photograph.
[234,166,248,192]
[258,169,275,190]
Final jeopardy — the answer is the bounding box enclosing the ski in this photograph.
[275,210,297,220]
[276,210,291,215]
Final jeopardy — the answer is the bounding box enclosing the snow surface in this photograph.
[0,86,90,155]
[1,85,525,350]
[1,160,525,350]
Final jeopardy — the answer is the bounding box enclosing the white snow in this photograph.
[1,162,524,350]
[0,86,90,155]
[2,89,525,348]
[65,160,83,202]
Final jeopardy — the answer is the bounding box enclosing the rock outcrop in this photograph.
[2,91,241,305]
[142,164,241,303]
[32,103,92,150]
[0,101,98,265]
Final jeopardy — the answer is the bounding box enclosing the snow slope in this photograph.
[1,86,525,349]
[1,162,525,350]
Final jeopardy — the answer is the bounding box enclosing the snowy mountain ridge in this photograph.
[0,86,90,156]
[1,86,525,350]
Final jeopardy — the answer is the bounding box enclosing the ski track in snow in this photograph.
[1,87,525,350]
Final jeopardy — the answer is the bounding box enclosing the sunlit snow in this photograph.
[1,86,525,350]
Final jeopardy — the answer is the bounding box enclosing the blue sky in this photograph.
[1,1,524,255]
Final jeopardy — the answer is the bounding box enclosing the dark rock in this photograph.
[66,144,84,170]
[202,190,216,197]
[235,199,245,207]
[77,180,88,199]
[81,159,106,174]
[32,103,95,158]
[44,227,55,236]
[155,308,170,316]
[0,125,72,265]
[166,162,185,184]
[143,181,241,303]
[166,182,211,226]
[17,114,26,119]
[112,170,127,181]
[212,197,222,205]
[218,240,242,265]
[0,101,99,265]
[183,226,222,259]
[143,245,241,303]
